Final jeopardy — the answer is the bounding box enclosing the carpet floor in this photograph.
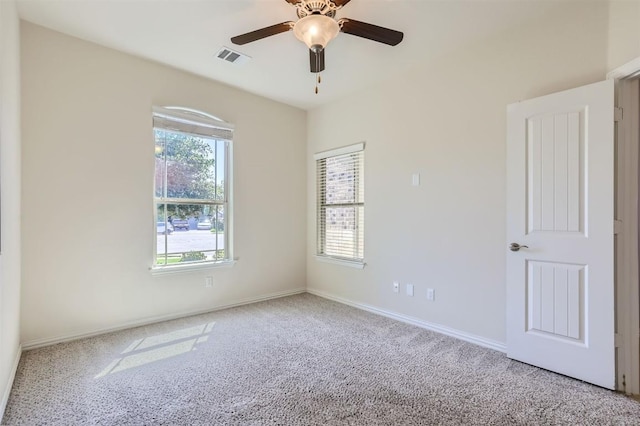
[3,293,640,425]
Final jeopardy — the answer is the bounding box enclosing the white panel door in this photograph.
[506,79,615,389]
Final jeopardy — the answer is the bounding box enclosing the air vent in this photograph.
[215,47,251,65]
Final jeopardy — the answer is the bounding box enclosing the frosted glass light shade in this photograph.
[293,15,339,51]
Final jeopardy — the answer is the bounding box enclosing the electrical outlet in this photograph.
[426,288,435,301]
[205,276,213,288]
[393,281,399,293]
[406,283,414,297]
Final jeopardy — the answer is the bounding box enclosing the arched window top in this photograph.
[152,106,233,141]
[163,106,225,123]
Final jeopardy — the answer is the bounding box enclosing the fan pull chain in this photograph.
[314,52,321,94]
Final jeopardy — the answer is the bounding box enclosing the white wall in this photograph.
[14,0,635,353]
[608,0,640,71]
[307,3,610,344]
[20,23,307,345]
[0,0,22,420]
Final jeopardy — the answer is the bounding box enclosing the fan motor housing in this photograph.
[296,0,339,19]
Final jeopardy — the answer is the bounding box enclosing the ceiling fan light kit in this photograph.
[230,0,403,94]
[293,14,340,52]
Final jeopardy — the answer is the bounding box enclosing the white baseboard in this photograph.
[20,286,505,354]
[306,288,506,353]
[0,344,22,423]
[22,288,306,351]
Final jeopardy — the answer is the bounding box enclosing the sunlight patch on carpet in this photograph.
[94,322,215,378]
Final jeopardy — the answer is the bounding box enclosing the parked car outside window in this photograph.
[172,219,189,230]
[197,218,212,230]
[157,221,174,235]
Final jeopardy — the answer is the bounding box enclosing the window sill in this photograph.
[315,256,366,269]
[150,260,236,276]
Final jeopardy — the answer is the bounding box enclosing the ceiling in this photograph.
[16,0,561,110]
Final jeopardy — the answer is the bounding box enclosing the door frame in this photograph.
[608,59,640,395]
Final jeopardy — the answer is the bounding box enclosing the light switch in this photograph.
[412,173,420,186]
[406,283,414,297]
[426,288,435,301]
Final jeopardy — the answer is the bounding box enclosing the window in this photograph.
[315,143,365,264]
[152,106,233,269]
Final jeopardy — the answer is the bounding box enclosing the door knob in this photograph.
[509,243,529,252]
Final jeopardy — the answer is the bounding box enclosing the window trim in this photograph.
[315,142,365,267]
[313,142,364,161]
[149,259,236,275]
[150,106,234,273]
[314,255,366,269]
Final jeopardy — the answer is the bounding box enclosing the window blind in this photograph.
[152,106,234,141]
[316,146,364,261]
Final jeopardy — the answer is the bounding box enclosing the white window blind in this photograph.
[152,106,233,141]
[316,144,364,262]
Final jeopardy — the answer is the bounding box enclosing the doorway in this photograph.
[613,70,640,396]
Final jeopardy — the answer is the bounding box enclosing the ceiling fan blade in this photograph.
[339,18,403,46]
[310,49,325,73]
[231,22,294,45]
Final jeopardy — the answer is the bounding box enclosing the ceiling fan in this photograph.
[230,0,403,92]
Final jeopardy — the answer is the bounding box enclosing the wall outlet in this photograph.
[426,288,435,301]
[406,283,414,297]
[393,281,399,293]
[205,276,214,288]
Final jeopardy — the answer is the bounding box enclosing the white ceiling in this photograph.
[16,0,561,110]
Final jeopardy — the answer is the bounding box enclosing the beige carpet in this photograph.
[3,293,640,425]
